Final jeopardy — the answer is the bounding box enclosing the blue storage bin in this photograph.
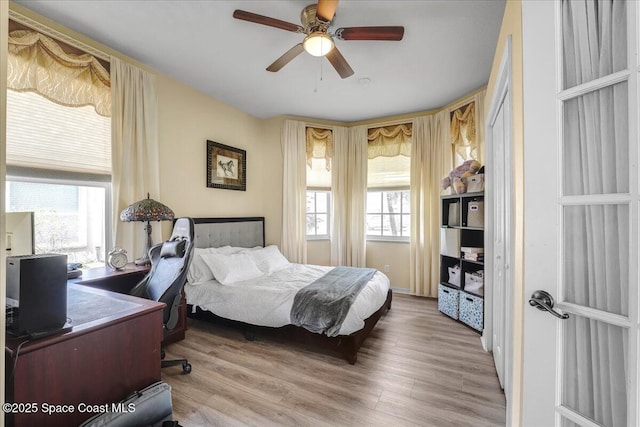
[438,284,459,320]
[459,290,484,331]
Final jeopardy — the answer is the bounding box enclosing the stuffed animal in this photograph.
[441,159,482,194]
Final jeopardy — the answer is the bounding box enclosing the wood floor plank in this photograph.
[163,294,506,426]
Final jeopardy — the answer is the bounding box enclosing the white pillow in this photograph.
[200,253,263,285]
[216,246,245,255]
[187,247,217,284]
[248,245,290,274]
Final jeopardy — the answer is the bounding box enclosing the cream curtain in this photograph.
[111,57,161,262]
[450,101,477,160]
[368,123,412,159]
[474,90,486,163]
[346,125,369,267]
[306,127,333,170]
[281,120,307,263]
[330,126,349,265]
[410,111,451,297]
[7,30,110,117]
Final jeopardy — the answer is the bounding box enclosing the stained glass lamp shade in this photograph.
[119,193,175,265]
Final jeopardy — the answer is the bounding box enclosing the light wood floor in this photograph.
[162,293,506,427]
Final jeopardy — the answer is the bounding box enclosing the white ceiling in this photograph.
[14,0,506,122]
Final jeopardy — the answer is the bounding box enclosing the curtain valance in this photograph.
[367,123,412,159]
[450,101,476,159]
[306,127,333,170]
[8,30,111,117]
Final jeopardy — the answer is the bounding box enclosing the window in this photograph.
[6,91,111,266]
[366,190,410,239]
[366,124,412,241]
[6,178,110,264]
[306,127,332,239]
[306,190,330,238]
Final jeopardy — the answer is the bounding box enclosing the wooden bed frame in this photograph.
[186,217,392,364]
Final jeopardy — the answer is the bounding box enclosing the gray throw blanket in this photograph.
[290,266,377,337]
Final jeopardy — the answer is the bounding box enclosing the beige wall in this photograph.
[484,0,523,425]
[307,240,410,291]
[155,74,269,237]
[366,241,410,291]
[256,117,284,246]
[6,2,484,298]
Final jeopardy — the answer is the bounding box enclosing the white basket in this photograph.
[466,174,484,193]
[464,272,484,295]
[448,266,461,287]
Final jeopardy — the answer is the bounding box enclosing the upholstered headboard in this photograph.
[192,217,265,249]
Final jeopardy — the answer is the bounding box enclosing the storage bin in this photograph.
[466,174,484,193]
[438,284,459,320]
[464,271,484,296]
[467,200,484,228]
[447,201,460,226]
[459,291,484,331]
[440,228,461,258]
[447,265,461,287]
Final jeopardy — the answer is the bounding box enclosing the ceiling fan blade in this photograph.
[335,26,405,41]
[233,10,304,33]
[316,0,339,22]
[266,43,305,72]
[325,47,354,79]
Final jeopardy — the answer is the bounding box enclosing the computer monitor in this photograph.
[6,211,34,256]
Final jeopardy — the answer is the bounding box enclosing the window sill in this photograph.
[366,237,410,244]
[306,236,330,242]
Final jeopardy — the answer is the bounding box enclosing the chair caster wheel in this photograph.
[161,349,166,359]
[182,362,192,374]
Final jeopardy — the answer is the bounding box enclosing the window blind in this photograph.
[6,90,111,174]
[307,157,331,189]
[367,155,411,189]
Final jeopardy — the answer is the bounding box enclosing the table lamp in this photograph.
[120,193,175,265]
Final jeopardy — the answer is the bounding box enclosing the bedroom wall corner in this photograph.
[256,116,284,247]
[156,74,266,237]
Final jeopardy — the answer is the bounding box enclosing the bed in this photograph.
[184,217,392,364]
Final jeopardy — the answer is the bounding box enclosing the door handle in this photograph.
[529,290,569,320]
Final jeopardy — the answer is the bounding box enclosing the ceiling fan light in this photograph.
[303,32,334,57]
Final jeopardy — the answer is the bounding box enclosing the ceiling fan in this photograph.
[233,0,404,79]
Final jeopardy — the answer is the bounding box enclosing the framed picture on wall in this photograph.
[206,140,246,191]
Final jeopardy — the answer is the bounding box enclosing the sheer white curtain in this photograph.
[111,57,161,261]
[346,125,368,267]
[281,120,307,263]
[561,1,628,426]
[410,112,451,297]
[330,125,349,265]
[474,90,486,163]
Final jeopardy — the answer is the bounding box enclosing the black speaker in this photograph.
[6,253,68,337]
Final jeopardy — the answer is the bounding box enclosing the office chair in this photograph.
[130,217,195,374]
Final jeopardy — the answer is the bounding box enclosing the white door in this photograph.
[522,1,638,426]
[491,96,506,390]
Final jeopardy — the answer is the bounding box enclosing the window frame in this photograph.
[306,189,331,240]
[366,187,411,243]
[6,166,113,261]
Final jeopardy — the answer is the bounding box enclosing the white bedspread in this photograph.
[185,263,390,336]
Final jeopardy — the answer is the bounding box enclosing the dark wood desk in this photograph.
[72,263,150,294]
[5,284,164,427]
[71,264,187,344]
